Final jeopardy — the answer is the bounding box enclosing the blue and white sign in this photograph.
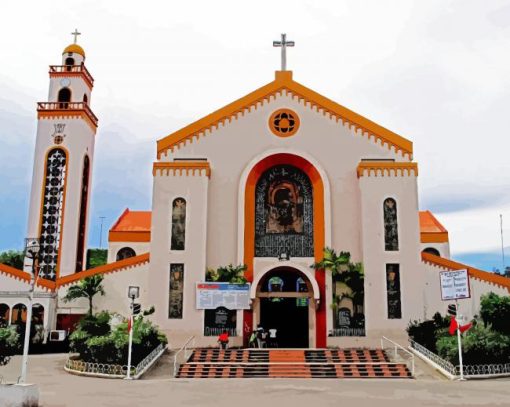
[196,282,251,310]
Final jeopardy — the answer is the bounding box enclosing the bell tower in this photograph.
[25,31,98,280]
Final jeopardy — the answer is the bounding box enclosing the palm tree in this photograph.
[206,264,248,283]
[312,247,351,275]
[63,274,105,315]
[312,247,365,312]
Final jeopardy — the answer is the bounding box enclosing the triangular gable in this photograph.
[157,71,413,159]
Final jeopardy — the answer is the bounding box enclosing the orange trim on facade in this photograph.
[56,253,150,288]
[157,71,413,159]
[38,111,97,133]
[420,232,449,243]
[152,161,211,178]
[356,161,418,178]
[108,231,151,242]
[0,263,57,291]
[422,252,510,293]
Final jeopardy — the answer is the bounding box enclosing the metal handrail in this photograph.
[173,336,195,377]
[381,336,415,376]
[49,64,95,85]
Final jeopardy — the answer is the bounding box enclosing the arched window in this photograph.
[65,57,75,71]
[83,94,88,104]
[423,247,440,256]
[11,304,27,324]
[383,198,399,251]
[75,156,90,272]
[171,198,186,250]
[39,148,67,280]
[0,304,10,326]
[58,88,71,108]
[116,247,136,261]
[255,165,314,257]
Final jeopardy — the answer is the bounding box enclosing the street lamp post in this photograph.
[20,238,41,383]
[126,285,140,380]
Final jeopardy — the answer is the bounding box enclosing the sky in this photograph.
[1,0,510,271]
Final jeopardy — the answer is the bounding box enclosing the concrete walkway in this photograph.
[1,354,510,407]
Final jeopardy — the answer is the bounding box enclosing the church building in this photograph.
[1,35,509,349]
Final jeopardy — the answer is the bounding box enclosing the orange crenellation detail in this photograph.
[156,71,413,159]
[152,161,211,178]
[356,161,418,178]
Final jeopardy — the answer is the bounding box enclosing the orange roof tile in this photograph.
[419,211,449,243]
[419,211,447,233]
[422,252,510,293]
[110,209,151,232]
[109,209,151,242]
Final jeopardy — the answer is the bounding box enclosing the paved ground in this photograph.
[2,353,510,407]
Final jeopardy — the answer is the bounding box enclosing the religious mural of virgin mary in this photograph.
[266,180,304,234]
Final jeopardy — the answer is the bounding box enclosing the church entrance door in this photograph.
[256,267,313,348]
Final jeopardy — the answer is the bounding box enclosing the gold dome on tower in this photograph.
[63,44,85,57]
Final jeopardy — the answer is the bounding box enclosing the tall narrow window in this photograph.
[75,155,90,272]
[171,198,186,250]
[169,264,184,319]
[65,57,75,71]
[386,264,402,319]
[384,198,399,251]
[58,88,71,108]
[39,148,67,280]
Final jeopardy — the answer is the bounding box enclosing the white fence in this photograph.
[409,340,510,380]
[65,343,166,380]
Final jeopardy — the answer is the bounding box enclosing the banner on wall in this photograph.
[196,283,251,310]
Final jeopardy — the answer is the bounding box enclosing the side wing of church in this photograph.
[1,42,509,348]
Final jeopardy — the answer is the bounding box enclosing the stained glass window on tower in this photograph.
[384,198,399,251]
[39,148,67,281]
[171,198,186,250]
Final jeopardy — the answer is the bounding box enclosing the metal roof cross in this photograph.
[273,33,295,71]
[71,29,81,44]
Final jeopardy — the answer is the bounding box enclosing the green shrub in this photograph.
[407,312,450,353]
[0,326,21,365]
[436,322,510,365]
[69,310,167,366]
[480,292,510,336]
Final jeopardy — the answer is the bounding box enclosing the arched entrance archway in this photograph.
[242,153,327,347]
[254,266,317,348]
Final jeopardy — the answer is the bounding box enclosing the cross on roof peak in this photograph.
[71,29,81,44]
[273,33,295,71]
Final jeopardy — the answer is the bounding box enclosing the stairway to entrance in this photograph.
[177,348,412,379]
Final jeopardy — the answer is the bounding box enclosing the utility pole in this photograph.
[501,214,505,274]
[99,216,106,248]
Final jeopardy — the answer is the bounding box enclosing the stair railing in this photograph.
[173,336,195,377]
[380,336,415,376]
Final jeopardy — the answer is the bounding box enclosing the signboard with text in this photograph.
[196,283,251,310]
[439,269,471,301]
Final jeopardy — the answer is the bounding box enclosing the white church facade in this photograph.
[1,38,509,348]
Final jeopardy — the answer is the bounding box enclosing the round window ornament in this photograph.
[269,109,300,137]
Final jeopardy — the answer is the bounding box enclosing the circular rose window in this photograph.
[269,109,300,137]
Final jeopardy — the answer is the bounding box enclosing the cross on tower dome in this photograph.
[71,29,81,44]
